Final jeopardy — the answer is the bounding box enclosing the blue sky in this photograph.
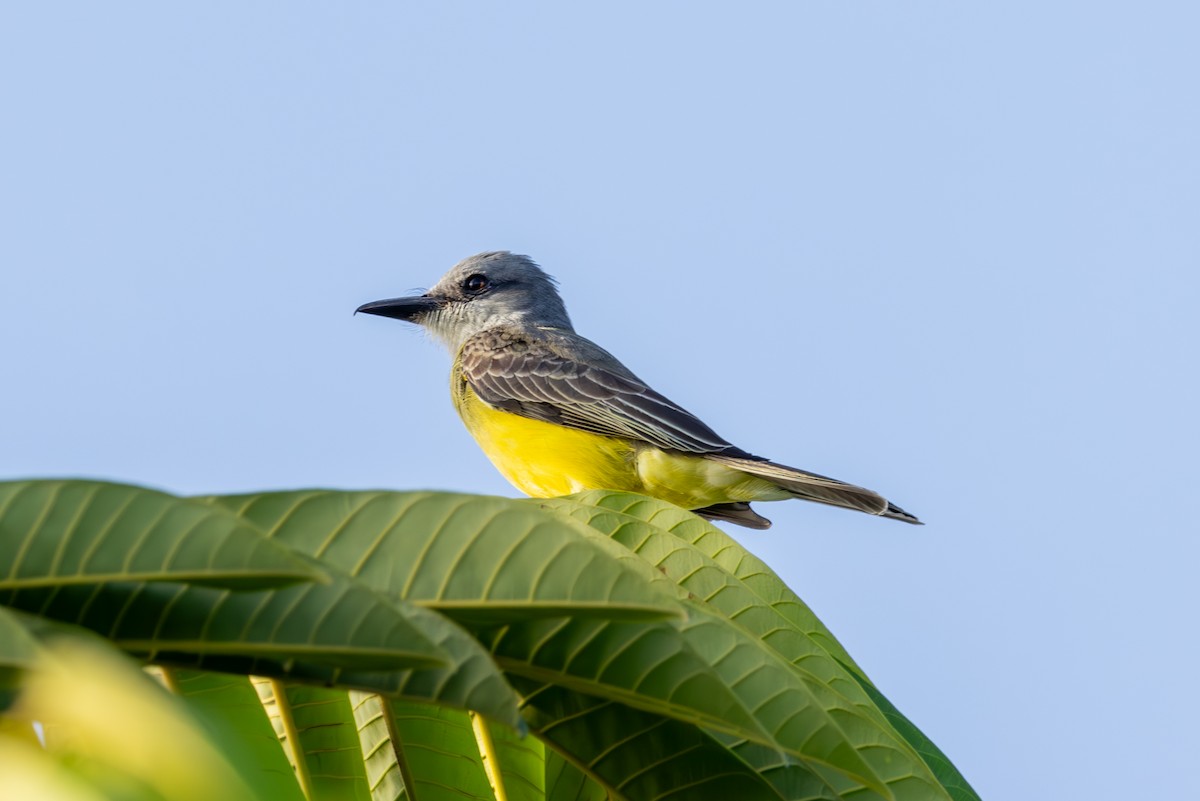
[2,4,1196,798]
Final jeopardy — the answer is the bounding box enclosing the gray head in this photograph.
[356,251,574,352]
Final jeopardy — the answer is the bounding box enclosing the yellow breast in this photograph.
[451,367,642,498]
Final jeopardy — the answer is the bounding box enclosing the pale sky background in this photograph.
[2,4,1197,799]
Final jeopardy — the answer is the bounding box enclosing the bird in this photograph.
[357,251,920,529]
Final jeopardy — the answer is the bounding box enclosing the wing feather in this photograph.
[458,327,923,525]
[460,328,743,455]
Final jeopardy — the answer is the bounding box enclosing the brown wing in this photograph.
[459,328,749,456]
[460,327,923,526]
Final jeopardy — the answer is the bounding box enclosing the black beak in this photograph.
[355,295,441,321]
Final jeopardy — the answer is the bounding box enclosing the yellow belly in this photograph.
[452,373,640,497]
[451,366,787,509]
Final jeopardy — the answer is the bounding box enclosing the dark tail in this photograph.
[705,454,923,525]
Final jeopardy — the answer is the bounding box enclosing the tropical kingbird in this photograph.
[357,251,920,529]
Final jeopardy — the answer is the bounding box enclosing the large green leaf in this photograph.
[516,679,781,801]
[0,606,41,672]
[2,568,450,689]
[0,480,322,591]
[544,750,609,801]
[250,603,527,734]
[485,614,769,748]
[479,714,543,801]
[543,492,863,673]
[262,593,526,730]
[0,480,974,801]
[0,606,42,707]
[199,490,682,625]
[709,732,840,801]
[549,492,975,801]
[270,684,372,801]
[846,674,981,801]
[485,605,890,797]
[350,692,409,801]
[673,606,891,798]
[354,696,494,801]
[538,496,877,705]
[384,603,524,730]
[167,671,306,801]
[182,492,873,780]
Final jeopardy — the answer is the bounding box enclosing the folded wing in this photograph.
[460,328,746,456]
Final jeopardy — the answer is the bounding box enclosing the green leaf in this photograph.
[516,679,781,801]
[0,606,42,707]
[0,605,42,671]
[544,750,609,801]
[199,490,682,625]
[0,480,322,591]
[354,696,494,801]
[0,480,974,800]
[350,692,409,801]
[673,605,891,797]
[484,613,771,749]
[496,598,860,793]
[480,715,543,801]
[550,492,965,801]
[845,673,981,801]
[486,602,892,797]
[256,603,525,732]
[384,603,525,731]
[3,568,450,687]
[167,671,306,801]
[270,684,372,801]
[545,491,863,673]
[707,732,841,801]
[537,495,873,700]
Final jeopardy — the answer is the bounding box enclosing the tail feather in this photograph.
[706,454,923,525]
[882,501,922,525]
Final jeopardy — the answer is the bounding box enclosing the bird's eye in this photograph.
[463,274,489,294]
